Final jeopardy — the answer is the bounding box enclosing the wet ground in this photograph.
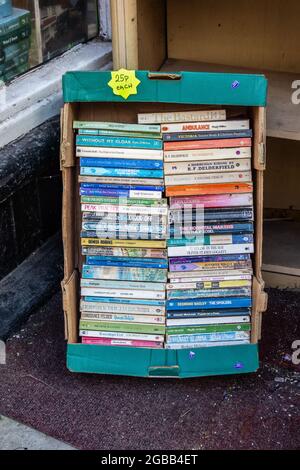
[0,288,299,450]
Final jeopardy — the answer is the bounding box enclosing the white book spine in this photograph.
[168,269,253,279]
[128,190,162,199]
[81,279,166,291]
[165,340,250,349]
[81,312,165,324]
[164,171,252,186]
[80,330,164,342]
[166,316,250,326]
[167,279,252,290]
[76,146,163,159]
[163,147,252,162]
[168,243,254,257]
[81,287,165,300]
[164,159,251,175]
[138,109,226,124]
[81,203,168,216]
[161,119,250,133]
[80,301,165,315]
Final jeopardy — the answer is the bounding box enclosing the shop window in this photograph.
[0,0,99,83]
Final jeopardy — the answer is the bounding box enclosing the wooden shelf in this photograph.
[262,220,300,288]
[161,59,300,141]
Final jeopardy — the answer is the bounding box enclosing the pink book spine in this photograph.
[164,138,252,151]
[82,337,163,348]
[170,193,253,209]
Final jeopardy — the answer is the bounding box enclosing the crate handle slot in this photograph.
[148,365,180,377]
[148,72,182,81]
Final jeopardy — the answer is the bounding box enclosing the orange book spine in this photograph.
[166,183,253,197]
[164,138,252,151]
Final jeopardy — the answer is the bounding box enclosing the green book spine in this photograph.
[0,26,31,48]
[80,320,166,334]
[1,62,28,81]
[81,196,167,206]
[0,10,31,36]
[167,323,251,335]
[3,38,30,61]
[73,120,161,134]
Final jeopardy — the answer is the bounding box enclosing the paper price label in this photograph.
[108,69,141,99]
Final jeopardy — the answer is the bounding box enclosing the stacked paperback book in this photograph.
[75,121,168,348]
[157,111,254,350]
[0,5,31,83]
[74,108,254,350]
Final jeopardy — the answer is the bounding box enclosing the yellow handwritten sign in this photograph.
[108,69,141,99]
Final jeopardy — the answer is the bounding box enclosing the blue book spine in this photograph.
[80,157,163,170]
[169,254,251,264]
[80,183,164,191]
[167,308,252,318]
[167,331,250,343]
[80,188,162,197]
[166,297,252,311]
[84,297,165,306]
[86,256,168,269]
[204,223,254,234]
[168,232,253,244]
[80,167,164,178]
[76,135,163,150]
[163,130,253,142]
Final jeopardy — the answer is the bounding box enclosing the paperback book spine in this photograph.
[166,297,252,311]
[161,120,250,133]
[81,238,166,248]
[76,135,163,150]
[169,193,253,208]
[163,147,252,162]
[167,234,254,246]
[167,279,252,290]
[76,146,163,159]
[81,312,165,323]
[164,171,252,186]
[163,130,252,142]
[168,269,253,279]
[80,330,165,342]
[169,253,250,264]
[81,203,168,215]
[81,183,164,191]
[166,182,253,197]
[80,279,166,291]
[167,243,254,257]
[0,26,31,48]
[82,265,167,282]
[80,301,165,315]
[78,176,165,186]
[80,157,163,170]
[168,260,252,272]
[0,10,31,36]
[166,315,250,326]
[81,196,167,206]
[81,247,167,258]
[165,340,250,349]
[164,159,251,175]
[81,337,164,348]
[78,129,161,139]
[166,331,250,344]
[166,308,252,318]
[79,320,165,334]
[73,121,161,133]
[167,323,251,335]
[81,231,166,241]
[83,297,165,306]
[85,256,168,269]
[82,213,167,224]
[138,109,226,124]
[169,207,253,223]
[167,287,252,299]
[81,287,165,300]
[80,188,162,199]
[164,138,252,151]
[80,167,164,178]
